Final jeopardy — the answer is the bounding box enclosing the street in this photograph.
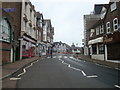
[15,54,119,88]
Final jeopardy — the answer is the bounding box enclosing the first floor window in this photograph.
[0,18,11,42]
[100,24,104,34]
[98,44,104,54]
[96,27,99,35]
[106,22,110,33]
[113,18,118,31]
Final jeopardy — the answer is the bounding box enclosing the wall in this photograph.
[92,54,104,60]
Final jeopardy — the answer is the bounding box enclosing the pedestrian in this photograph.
[50,47,53,58]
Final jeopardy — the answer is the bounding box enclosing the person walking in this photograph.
[50,47,53,58]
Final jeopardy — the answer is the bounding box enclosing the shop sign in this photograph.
[104,37,113,43]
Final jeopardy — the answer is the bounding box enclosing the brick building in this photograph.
[86,1,120,61]
[103,2,120,60]
[1,2,21,64]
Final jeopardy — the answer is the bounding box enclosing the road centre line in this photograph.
[69,66,82,72]
[81,71,86,76]
[86,75,98,78]
[59,58,97,78]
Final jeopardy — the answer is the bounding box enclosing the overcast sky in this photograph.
[30,0,109,47]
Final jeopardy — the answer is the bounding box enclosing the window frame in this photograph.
[106,22,110,34]
[96,27,99,35]
[113,18,118,31]
[100,24,104,34]
[92,44,97,54]
[0,18,11,43]
[98,44,104,54]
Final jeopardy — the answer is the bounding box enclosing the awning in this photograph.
[88,37,103,45]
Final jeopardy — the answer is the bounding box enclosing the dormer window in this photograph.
[113,18,118,31]
[110,2,117,12]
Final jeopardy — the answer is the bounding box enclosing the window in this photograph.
[100,24,104,34]
[0,18,11,42]
[110,2,117,12]
[98,44,104,54]
[96,27,99,35]
[36,30,39,39]
[106,22,110,33]
[92,44,97,54]
[113,18,118,31]
[90,29,94,37]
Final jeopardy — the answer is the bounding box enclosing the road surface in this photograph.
[15,54,120,88]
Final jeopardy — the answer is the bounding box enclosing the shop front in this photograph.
[104,31,120,60]
[20,34,37,59]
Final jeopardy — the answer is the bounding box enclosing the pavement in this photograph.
[75,54,120,70]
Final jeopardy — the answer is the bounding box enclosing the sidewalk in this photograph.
[1,56,43,80]
[75,54,120,69]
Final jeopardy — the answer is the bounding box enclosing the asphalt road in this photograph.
[16,54,120,88]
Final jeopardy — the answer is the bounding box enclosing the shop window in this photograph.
[92,44,97,54]
[106,22,110,33]
[0,18,11,42]
[98,44,104,54]
[113,18,118,31]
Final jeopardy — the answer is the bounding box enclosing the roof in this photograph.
[94,4,104,14]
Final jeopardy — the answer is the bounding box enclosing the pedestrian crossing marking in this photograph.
[64,56,68,58]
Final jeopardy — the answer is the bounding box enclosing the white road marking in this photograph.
[68,64,70,67]
[81,71,86,76]
[10,60,39,80]
[58,56,62,58]
[63,62,69,66]
[10,77,21,80]
[69,66,82,72]
[59,58,97,78]
[64,56,68,58]
[115,85,120,88]
[53,56,57,58]
[86,75,98,78]
[47,57,50,59]
[62,61,64,63]
[115,68,120,71]
[95,63,100,66]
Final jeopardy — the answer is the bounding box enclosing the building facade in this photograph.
[86,1,120,61]
[1,2,22,64]
[103,2,120,60]
[83,14,101,56]
[20,1,37,59]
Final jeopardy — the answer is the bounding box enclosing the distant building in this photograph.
[71,43,82,54]
[53,42,72,54]
[83,14,101,56]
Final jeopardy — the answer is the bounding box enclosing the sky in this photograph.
[30,0,109,47]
